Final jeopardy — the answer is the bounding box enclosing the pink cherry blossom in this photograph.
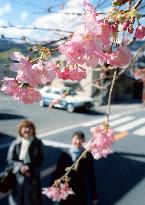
[10,57,32,73]
[59,33,106,67]
[18,87,42,104]
[83,1,97,18]
[135,24,145,40]
[85,126,115,159]
[42,183,74,202]
[56,68,71,80]
[10,52,56,86]
[42,62,57,83]
[59,35,86,65]
[10,52,27,61]
[1,77,20,96]
[83,1,102,36]
[111,24,118,33]
[1,78,41,103]
[122,21,129,31]
[16,62,43,87]
[99,20,112,47]
[107,46,132,67]
[69,67,87,81]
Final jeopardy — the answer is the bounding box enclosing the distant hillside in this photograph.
[0,39,59,65]
[0,39,28,64]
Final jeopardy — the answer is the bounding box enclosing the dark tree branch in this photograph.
[0,24,72,33]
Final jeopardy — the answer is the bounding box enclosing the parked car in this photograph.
[39,86,94,112]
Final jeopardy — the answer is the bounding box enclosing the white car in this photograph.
[39,86,94,112]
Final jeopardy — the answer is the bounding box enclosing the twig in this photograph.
[0,24,72,33]
[132,0,142,9]
[55,150,88,184]
[106,69,117,123]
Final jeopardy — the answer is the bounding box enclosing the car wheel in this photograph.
[66,104,75,112]
[39,100,45,107]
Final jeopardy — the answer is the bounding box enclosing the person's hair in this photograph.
[18,120,36,137]
[72,131,85,141]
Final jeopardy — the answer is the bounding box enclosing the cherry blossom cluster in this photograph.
[56,66,87,81]
[1,77,41,104]
[9,52,56,86]
[110,0,145,38]
[85,125,115,159]
[1,1,145,104]
[59,1,134,68]
[42,183,74,202]
[1,52,87,103]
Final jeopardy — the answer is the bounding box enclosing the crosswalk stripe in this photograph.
[81,114,122,127]
[133,126,145,136]
[115,118,145,132]
[42,139,72,148]
[110,116,135,127]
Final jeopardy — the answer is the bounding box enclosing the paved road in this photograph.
[0,94,145,205]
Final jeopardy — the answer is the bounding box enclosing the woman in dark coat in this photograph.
[52,131,98,205]
[7,120,44,205]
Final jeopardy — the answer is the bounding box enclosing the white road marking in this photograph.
[38,124,83,138]
[40,164,57,178]
[115,118,145,132]
[81,114,122,127]
[42,139,71,148]
[0,114,120,149]
[133,126,145,136]
[110,116,135,127]
[0,114,141,150]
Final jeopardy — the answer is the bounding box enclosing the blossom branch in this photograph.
[106,69,117,123]
[0,24,73,34]
[55,150,88,184]
[132,0,142,10]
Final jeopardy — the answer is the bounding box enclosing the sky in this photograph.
[0,0,144,43]
[0,0,112,43]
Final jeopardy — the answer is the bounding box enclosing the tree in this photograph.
[1,0,145,202]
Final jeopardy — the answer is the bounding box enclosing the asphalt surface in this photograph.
[0,93,145,205]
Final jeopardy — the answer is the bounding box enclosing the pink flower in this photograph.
[69,67,87,81]
[59,33,106,67]
[122,21,129,31]
[1,78,41,104]
[42,183,74,202]
[10,52,27,62]
[83,1,102,36]
[10,52,56,86]
[99,20,112,47]
[107,46,132,67]
[135,25,145,40]
[1,77,20,96]
[57,67,87,81]
[83,1,97,18]
[59,36,86,65]
[111,24,118,33]
[16,62,44,87]
[56,68,71,80]
[85,126,115,159]
[43,62,56,83]
[18,88,42,104]
[10,52,30,73]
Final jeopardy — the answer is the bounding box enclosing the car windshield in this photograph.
[45,88,76,96]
